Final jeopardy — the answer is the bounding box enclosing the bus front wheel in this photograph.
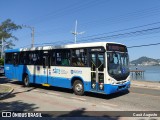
[73,80,84,96]
[23,75,30,87]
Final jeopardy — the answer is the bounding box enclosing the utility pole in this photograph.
[71,20,84,44]
[74,20,78,44]
[31,27,34,48]
[22,25,35,48]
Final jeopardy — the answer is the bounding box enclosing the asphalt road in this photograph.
[0,76,160,119]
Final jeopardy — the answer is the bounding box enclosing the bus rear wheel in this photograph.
[23,75,30,87]
[73,80,84,96]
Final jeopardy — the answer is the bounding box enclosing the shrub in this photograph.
[0,58,4,65]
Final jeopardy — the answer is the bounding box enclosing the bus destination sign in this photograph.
[107,44,127,52]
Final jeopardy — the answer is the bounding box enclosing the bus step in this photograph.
[42,84,51,87]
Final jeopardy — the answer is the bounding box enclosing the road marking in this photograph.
[71,97,86,101]
[32,89,39,92]
[31,89,61,96]
[16,92,77,109]
[47,92,61,96]
[131,92,160,98]
[101,102,118,107]
[131,85,160,90]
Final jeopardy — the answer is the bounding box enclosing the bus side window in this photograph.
[28,53,33,65]
[51,51,56,65]
[72,49,87,67]
[5,53,13,64]
[56,52,62,65]
[72,52,78,66]
[55,50,71,66]
[62,59,69,66]
[72,57,77,66]
[13,53,19,65]
[19,52,27,65]
[61,50,70,66]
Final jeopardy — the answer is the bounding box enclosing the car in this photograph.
[0,66,4,75]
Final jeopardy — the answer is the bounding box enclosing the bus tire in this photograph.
[23,75,30,87]
[73,80,84,96]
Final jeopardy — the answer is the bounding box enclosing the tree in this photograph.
[0,19,22,48]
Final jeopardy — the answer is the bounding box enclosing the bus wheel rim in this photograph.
[75,83,82,92]
[24,78,28,84]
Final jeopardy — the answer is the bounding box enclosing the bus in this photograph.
[4,42,130,95]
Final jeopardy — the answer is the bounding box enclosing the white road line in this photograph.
[131,85,160,90]
[32,89,39,92]
[131,92,160,98]
[101,102,118,107]
[71,97,86,101]
[47,92,61,96]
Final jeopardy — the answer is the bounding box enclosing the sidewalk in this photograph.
[0,84,14,98]
[131,80,160,90]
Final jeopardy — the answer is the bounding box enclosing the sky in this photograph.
[1,0,160,60]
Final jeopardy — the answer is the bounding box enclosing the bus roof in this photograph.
[5,42,125,52]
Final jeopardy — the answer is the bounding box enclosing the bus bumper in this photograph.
[104,81,130,94]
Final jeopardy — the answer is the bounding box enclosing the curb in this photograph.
[131,83,160,90]
[0,85,14,98]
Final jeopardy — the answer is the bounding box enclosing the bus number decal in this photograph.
[53,68,60,74]
[71,70,82,74]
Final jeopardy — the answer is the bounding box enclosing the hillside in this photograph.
[130,56,160,65]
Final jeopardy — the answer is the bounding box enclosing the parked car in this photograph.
[0,66,4,75]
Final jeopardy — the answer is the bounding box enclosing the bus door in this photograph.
[13,53,19,80]
[90,52,105,91]
[42,51,51,84]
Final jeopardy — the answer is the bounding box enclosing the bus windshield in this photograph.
[107,52,130,81]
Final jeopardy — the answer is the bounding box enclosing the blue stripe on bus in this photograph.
[5,48,20,53]
[5,65,31,81]
[5,65,130,95]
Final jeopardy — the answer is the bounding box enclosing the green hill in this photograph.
[131,56,160,65]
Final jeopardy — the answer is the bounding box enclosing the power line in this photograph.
[78,21,160,39]
[128,42,160,48]
[24,0,82,24]
[34,21,160,41]
[77,26,160,43]
[21,4,160,40]
[35,6,160,37]
[25,0,106,25]
[79,5,160,28]
[23,41,160,49]
[33,26,160,47]
[20,0,107,38]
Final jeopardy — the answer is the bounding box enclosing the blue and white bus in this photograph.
[4,42,130,95]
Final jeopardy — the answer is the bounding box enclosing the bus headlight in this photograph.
[109,79,115,84]
[99,83,104,90]
[111,80,115,84]
[92,83,96,88]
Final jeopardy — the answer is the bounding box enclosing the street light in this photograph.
[22,25,35,48]
[71,20,85,44]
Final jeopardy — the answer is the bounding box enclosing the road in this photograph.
[0,76,160,119]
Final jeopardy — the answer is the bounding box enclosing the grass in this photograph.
[0,85,12,95]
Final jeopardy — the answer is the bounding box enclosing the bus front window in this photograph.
[107,52,130,81]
